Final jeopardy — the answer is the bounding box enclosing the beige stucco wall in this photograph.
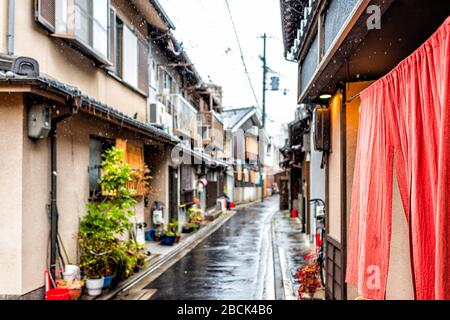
[13,0,148,122]
[145,144,171,226]
[386,168,414,299]
[21,108,51,295]
[0,93,24,295]
[0,0,6,54]
[328,93,342,242]
[0,99,154,296]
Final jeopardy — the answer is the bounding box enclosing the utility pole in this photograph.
[260,33,267,203]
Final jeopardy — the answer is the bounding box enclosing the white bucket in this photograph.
[64,265,80,280]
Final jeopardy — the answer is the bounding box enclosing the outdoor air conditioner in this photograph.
[216,198,226,212]
[149,101,166,125]
[28,104,51,139]
[313,106,330,152]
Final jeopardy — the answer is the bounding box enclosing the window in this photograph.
[34,0,110,64]
[122,26,138,88]
[112,17,149,94]
[88,136,114,199]
[74,0,108,59]
[55,0,68,33]
[163,71,173,94]
[34,0,149,94]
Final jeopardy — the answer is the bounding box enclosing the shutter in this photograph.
[109,7,116,67]
[115,138,128,162]
[138,39,149,95]
[34,0,56,33]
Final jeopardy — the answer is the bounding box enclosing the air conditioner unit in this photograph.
[28,104,51,139]
[149,101,166,125]
[313,106,330,152]
[216,198,226,212]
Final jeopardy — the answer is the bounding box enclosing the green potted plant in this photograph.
[78,147,138,296]
[161,220,178,245]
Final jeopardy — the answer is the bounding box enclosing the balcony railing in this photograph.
[167,94,199,143]
[200,110,224,151]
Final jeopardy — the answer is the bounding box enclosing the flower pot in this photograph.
[182,227,193,234]
[160,235,176,246]
[85,277,104,297]
[175,234,181,243]
[69,288,82,300]
[103,275,113,289]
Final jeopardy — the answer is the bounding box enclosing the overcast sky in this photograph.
[159,0,298,144]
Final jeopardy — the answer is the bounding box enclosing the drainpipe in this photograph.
[7,0,15,55]
[49,113,72,281]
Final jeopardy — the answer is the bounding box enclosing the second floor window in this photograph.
[74,0,108,59]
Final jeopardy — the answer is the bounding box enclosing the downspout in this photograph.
[7,0,15,55]
[49,113,73,281]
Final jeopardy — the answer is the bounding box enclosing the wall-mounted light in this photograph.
[319,93,332,100]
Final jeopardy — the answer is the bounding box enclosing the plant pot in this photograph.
[160,235,176,246]
[182,227,193,234]
[69,288,82,300]
[175,234,181,243]
[103,275,113,289]
[85,277,104,297]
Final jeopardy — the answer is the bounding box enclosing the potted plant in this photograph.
[79,236,108,296]
[161,230,176,245]
[182,222,194,233]
[295,254,322,300]
[161,220,179,245]
[78,148,139,296]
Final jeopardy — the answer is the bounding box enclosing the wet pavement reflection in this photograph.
[146,197,279,300]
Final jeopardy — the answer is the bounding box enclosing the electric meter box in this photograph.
[28,104,51,139]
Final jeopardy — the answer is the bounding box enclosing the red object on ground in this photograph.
[346,17,450,300]
[291,210,298,218]
[315,233,322,248]
[45,288,71,300]
[230,202,235,209]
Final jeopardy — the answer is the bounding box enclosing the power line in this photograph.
[224,0,260,108]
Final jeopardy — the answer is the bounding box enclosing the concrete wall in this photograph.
[12,0,148,121]
[233,186,258,204]
[0,93,24,295]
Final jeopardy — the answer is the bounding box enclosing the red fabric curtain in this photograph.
[346,16,450,300]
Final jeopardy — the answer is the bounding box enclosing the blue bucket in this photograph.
[103,275,113,289]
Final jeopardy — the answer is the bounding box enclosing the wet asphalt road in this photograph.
[146,197,279,300]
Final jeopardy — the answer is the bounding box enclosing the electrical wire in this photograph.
[224,0,260,108]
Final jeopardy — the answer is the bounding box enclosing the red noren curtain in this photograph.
[346,16,450,300]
